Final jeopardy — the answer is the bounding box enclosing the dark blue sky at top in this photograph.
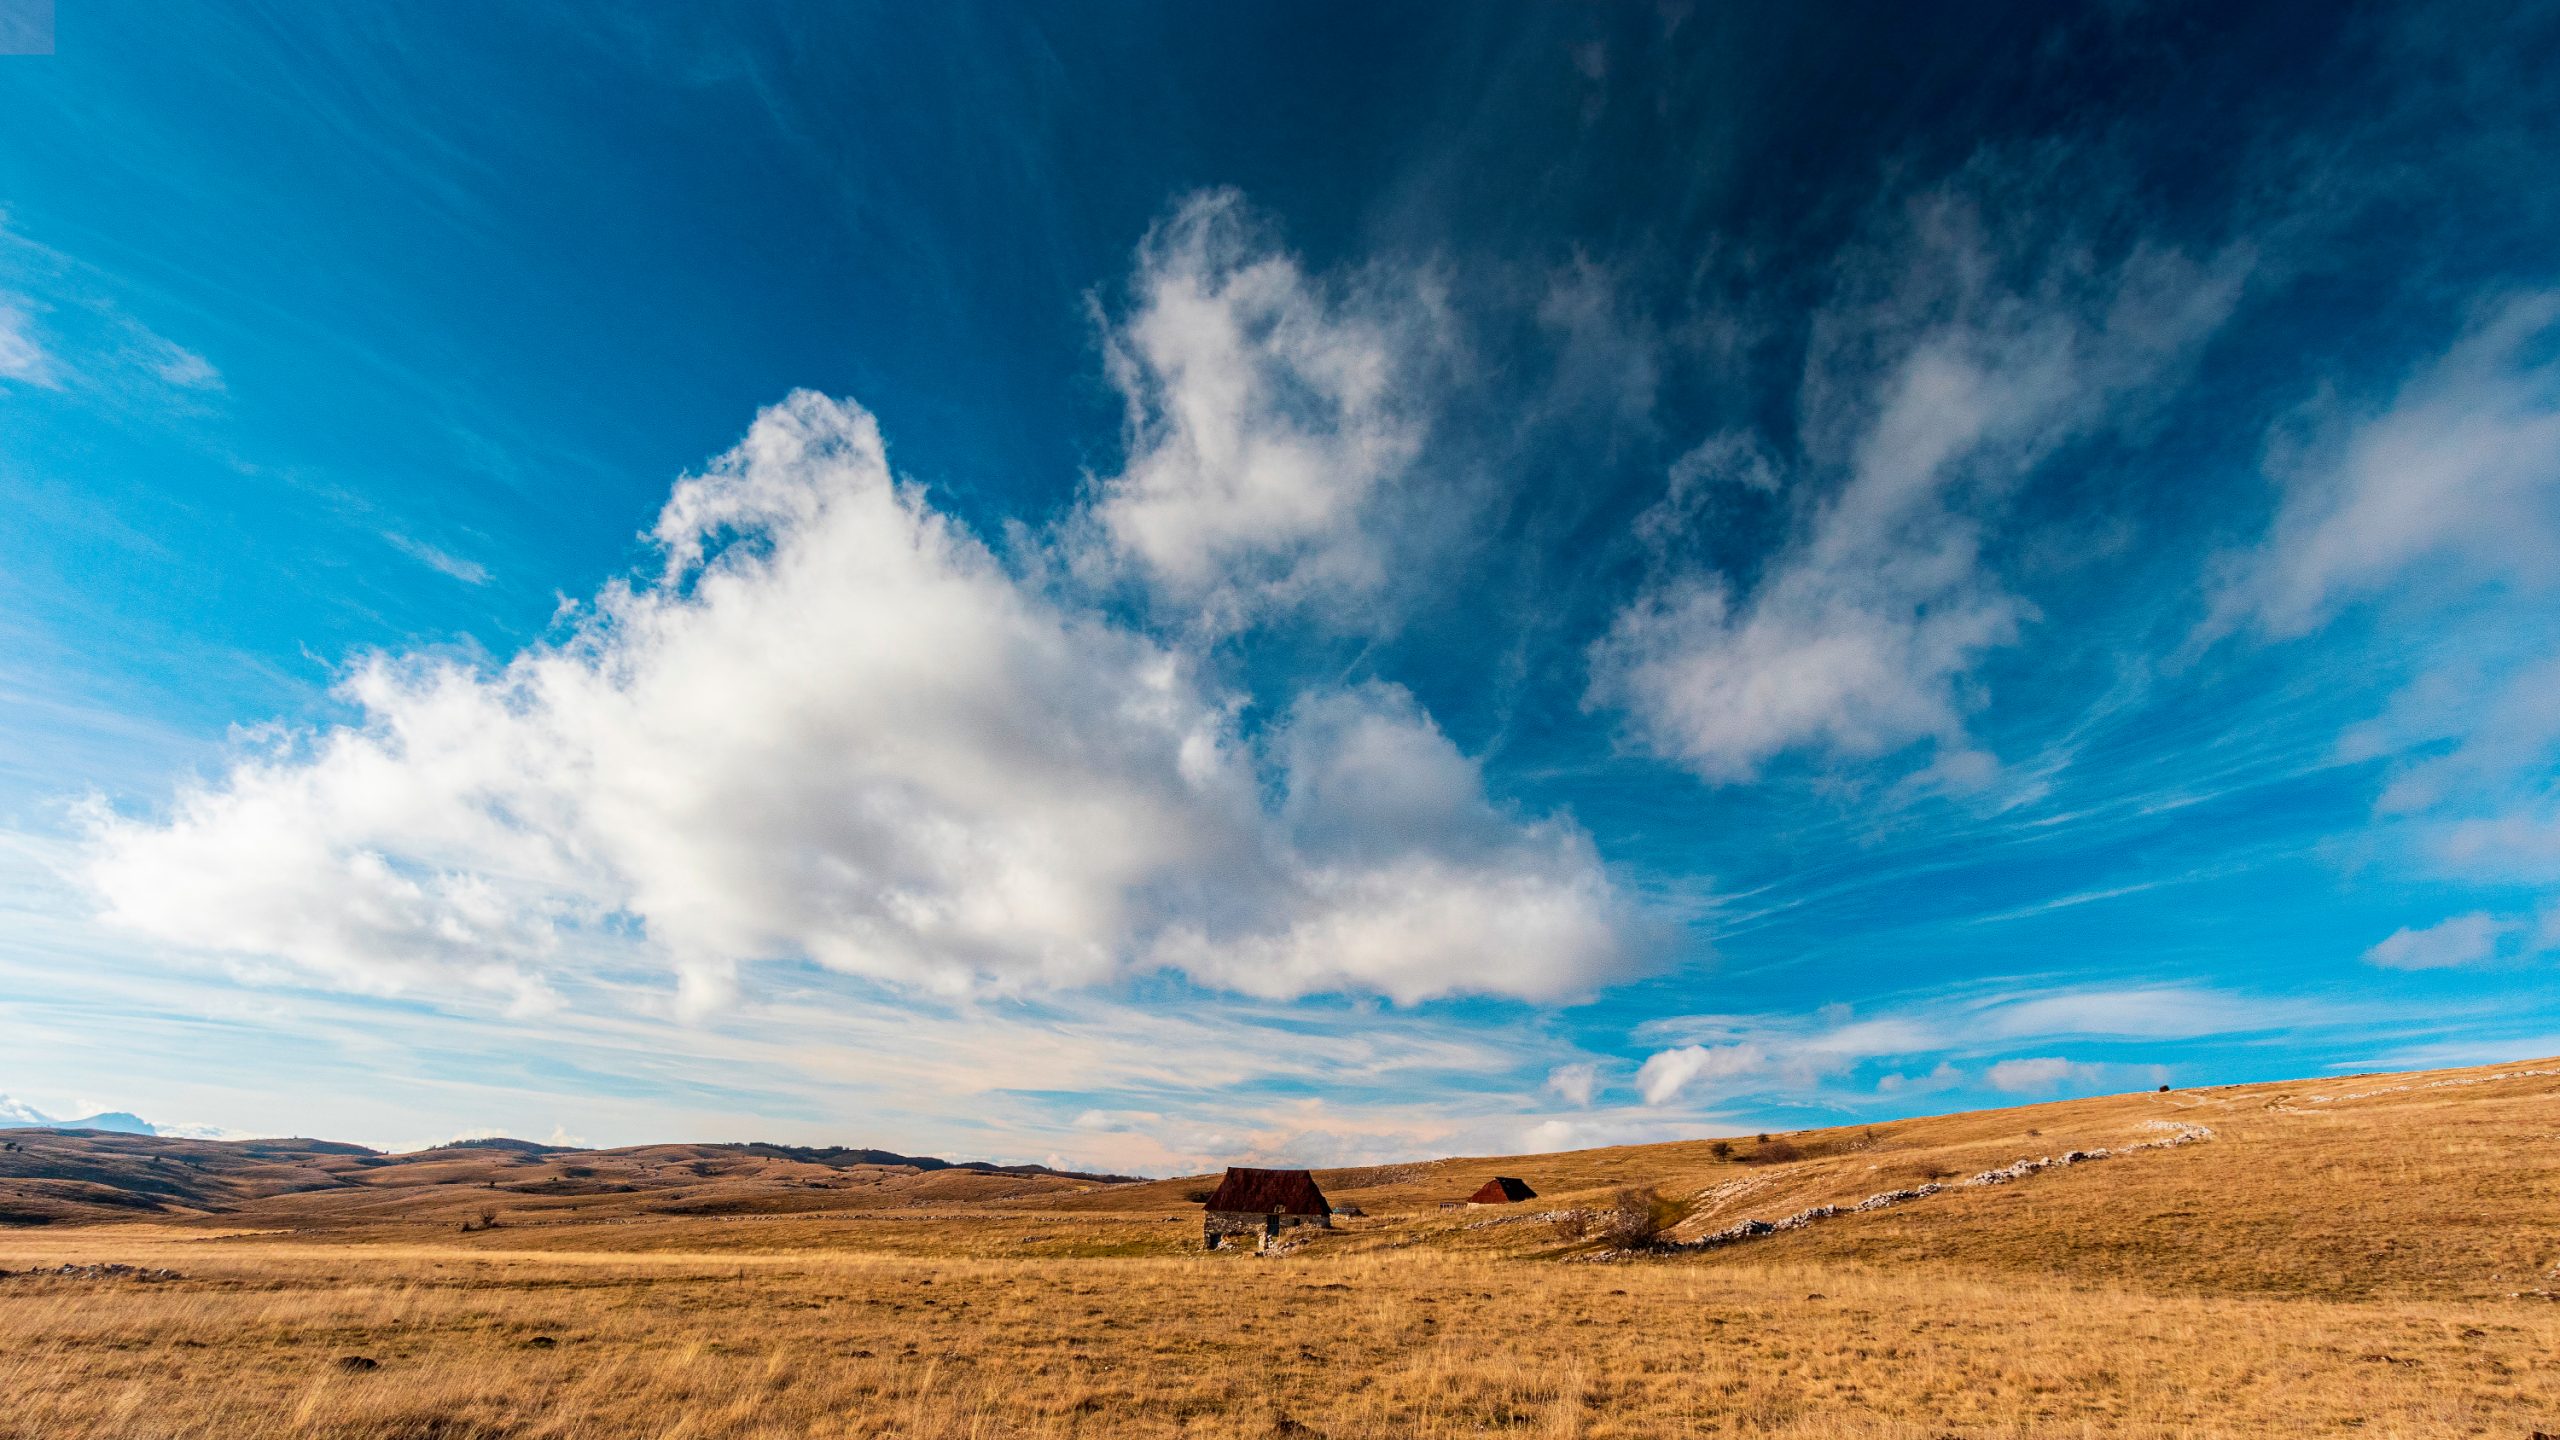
[2,1,2557,1160]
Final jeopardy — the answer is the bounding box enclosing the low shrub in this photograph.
[1598,1187,1682,1249]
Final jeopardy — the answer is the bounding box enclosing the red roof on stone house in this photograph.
[1203,1166,1332,1216]
[1468,1176,1536,1204]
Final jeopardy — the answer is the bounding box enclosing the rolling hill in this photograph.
[4,1055,2556,1437]
[5,1054,2555,1304]
[0,1130,1141,1230]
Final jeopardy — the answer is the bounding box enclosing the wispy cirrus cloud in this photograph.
[2350,647,2560,887]
[2210,293,2560,949]
[2209,293,2560,639]
[138,334,221,391]
[382,531,492,586]
[1630,981,2313,1108]
[1983,1056,2112,1093]
[1969,985,2276,1041]
[1592,177,2249,785]
[0,298,57,387]
[0,221,222,400]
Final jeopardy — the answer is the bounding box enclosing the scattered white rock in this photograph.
[1854,1183,1941,1212]
[1669,1122,2216,1252]
[1688,1218,1774,1249]
[2306,1066,2560,1106]
[0,1263,182,1282]
[1771,1204,1837,1231]
[1966,1156,2054,1186]
[1465,1207,1588,1231]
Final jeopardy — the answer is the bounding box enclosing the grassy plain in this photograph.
[3,1058,2556,1438]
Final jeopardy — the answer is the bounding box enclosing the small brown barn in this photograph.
[1467,1176,1537,1205]
[1201,1166,1332,1249]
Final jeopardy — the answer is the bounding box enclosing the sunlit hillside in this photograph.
[3,1057,2555,1437]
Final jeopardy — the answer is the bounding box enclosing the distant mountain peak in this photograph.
[431,1137,573,1155]
[61,1112,157,1135]
[0,1099,159,1136]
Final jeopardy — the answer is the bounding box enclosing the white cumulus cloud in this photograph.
[1081,189,1444,630]
[81,390,1632,1010]
[2362,912,2509,970]
[1152,684,1640,1003]
[1634,1041,1774,1104]
[1545,1061,1599,1107]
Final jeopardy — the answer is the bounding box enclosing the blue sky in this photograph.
[3,2,2558,1171]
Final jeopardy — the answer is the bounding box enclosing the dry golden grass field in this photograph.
[3,1057,2556,1438]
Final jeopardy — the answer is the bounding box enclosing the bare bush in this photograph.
[1550,1210,1592,1242]
[1597,1187,1680,1249]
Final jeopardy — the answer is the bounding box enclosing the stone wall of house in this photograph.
[1202,1210,1329,1248]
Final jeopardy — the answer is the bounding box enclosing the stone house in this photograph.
[1200,1166,1332,1249]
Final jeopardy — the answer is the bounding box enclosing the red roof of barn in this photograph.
[1204,1166,1332,1216]
[1468,1176,1536,1204]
